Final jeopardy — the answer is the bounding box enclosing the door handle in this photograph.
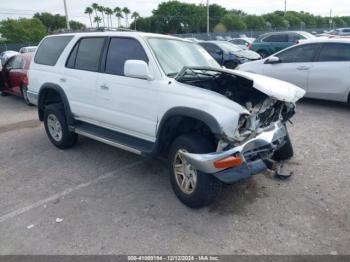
[59,78,67,83]
[100,84,109,90]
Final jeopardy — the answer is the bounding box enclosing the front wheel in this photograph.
[168,134,222,208]
[44,104,78,149]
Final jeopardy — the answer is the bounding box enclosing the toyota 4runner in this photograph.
[27,31,305,208]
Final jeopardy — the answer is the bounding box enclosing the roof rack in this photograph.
[55,27,138,34]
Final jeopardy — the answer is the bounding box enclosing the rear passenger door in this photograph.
[95,37,159,142]
[308,43,350,102]
[63,37,106,123]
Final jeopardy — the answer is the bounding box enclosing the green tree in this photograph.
[94,16,102,28]
[114,7,123,28]
[243,15,266,30]
[84,7,93,27]
[97,6,106,27]
[91,3,100,27]
[105,7,114,28]
[33,12,65,33]
[122,7,131,27]
[0,18,46,43]
[131,12,140,30]
[69,20,86,31]
[220,14,246,31]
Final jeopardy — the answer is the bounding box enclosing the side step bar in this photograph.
[69,121,154,155]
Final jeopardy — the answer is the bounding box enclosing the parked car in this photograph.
[19,46,37,53]
[328,28,350,36]
[237,38,350,104]
[0,50,19,67]
[0,53,33,105]
[251,31,316,58]
[199,40,261,68]
[229,37,255,49]
[27,32,304,208]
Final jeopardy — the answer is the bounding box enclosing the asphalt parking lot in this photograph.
[0,94,349,255]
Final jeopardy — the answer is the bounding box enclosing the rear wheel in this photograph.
[44,104,77,149]
[21,85,32,106]
[168,134,222,208]
[0,91,8,96]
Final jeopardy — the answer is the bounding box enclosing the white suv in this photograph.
[27,31,305,208]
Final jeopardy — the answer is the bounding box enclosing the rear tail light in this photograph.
[247,43,252,49]
[23,75,29,86]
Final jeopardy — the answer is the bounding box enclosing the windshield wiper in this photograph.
[166,72,179,77]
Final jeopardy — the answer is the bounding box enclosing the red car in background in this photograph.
[0,53,33,105]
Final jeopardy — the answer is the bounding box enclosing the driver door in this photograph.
[262,43,320,91]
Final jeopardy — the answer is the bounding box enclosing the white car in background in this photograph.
[19,46,37,53]
[237,38,350,104]
[229,37,255,49]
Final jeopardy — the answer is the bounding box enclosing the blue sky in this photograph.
[0,0,349,26]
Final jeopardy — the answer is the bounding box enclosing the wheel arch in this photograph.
[154,107,222,154]
[38,83,74,124]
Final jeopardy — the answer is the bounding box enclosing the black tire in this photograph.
[224,61,238,69]
[21,85,32,106]
[273,130,294,161]
[0,91,8,96]
[43,104,77,149]
[257,50,269,58]
[168,134,222,208]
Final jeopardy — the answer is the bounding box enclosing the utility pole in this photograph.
[284,0,287,15]
[207,0,210,38]
[63,0,70,30]
[329,9,333,30]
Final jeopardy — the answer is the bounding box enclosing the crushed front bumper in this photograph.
[181,121,287,183]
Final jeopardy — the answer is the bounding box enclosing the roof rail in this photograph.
[54,27,138,34]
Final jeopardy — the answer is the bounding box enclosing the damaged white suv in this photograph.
[27,32,305,208]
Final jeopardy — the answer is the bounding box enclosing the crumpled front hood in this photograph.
[226,69,306,103]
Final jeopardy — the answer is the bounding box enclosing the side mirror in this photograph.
[264,56,281,64]
[124,60,153,80]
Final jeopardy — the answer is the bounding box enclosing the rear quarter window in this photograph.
[34,35,73,66]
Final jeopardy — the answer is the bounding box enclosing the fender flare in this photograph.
[156,107,222,138]
[38,83,74,124]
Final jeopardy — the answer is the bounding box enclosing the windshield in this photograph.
[147,38,220,76]
[215,41,243,52]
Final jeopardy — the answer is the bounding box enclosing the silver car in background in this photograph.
[237,38,350,104]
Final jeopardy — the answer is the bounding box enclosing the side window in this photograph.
[317,43,350,62]
[263,34,288,42]
[5,56,22,69]
[105,38,148,76]
[66,42,79,68]
[276,44,318,63]
[200,43,219,53]
[289,33,304,42]
[343,29,350,33]
[74,38,105,71]
[34,36,73,66]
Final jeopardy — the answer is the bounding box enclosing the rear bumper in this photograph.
[181,121,287,183]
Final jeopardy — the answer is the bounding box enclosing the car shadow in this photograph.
[298,97,349,111]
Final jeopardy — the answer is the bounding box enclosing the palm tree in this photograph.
[114,7,123,28]
[93,16,102,28]
[122,7,131,27]
[92,3,99,20]
[97,6,106,27]
[131,11,140,30]
[105,8,114,28]
[84,7,93,28]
